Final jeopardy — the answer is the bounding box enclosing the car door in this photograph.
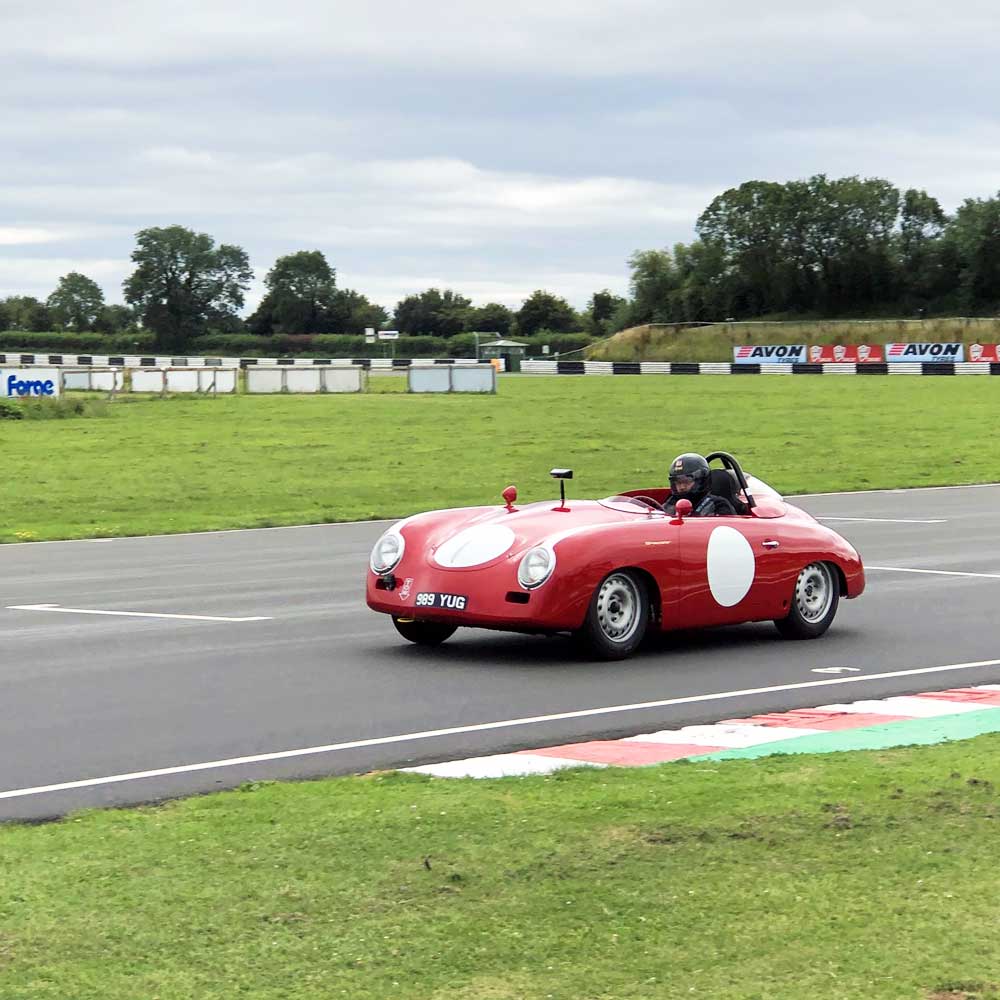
[671,511,793,629]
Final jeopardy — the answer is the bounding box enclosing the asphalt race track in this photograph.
[3,483,999,822]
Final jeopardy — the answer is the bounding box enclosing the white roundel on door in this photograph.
[706,526,756,607]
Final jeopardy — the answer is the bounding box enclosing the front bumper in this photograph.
[365,566,586,632]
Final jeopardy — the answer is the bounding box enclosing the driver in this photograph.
[663,453,737,516]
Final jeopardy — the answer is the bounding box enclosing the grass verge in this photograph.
[589,318,1000,362]
[2,375,999,542]
[0,396,109,421]
[3,737,1000,998]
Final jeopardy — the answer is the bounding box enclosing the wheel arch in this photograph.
[616,565,662,628]
[828,560,849,597]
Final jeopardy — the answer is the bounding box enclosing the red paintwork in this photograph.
[365,476,865,636]
[502,485,518,511]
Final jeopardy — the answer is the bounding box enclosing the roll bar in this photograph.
[704,451,757,511]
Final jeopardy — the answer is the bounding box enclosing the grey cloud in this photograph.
[3,1,1000,308]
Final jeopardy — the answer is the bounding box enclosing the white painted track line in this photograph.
[4,656,1000,801]
[816,517,946,524]
[792,482,1000,498]
[867,567,1000,581]
[5,604,272,623]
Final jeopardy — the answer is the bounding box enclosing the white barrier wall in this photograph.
[246,366,363,393]
[408,364,497,393]
[131,368,238,393]
[408,368,451,393]
[131,369,165,392]
[451,365,497,392]
[62,369,124,391]
[246,368,284,393]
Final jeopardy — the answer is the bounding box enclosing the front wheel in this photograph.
[392,617,457,646]
[774,562,839,639]
[576,570,650,660]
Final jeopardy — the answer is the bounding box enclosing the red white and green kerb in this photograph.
[407,685,1000,778]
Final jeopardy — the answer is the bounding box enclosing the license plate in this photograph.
[414,592,468,611]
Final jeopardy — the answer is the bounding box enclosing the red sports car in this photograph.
[366,453,865,659]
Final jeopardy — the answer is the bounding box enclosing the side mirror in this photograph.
[671,498,693,525]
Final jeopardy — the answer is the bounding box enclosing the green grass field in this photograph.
[3,739,1000,999]
[2,375,999,543]
[5,375,1000,998]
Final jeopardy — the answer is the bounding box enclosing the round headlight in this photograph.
[517,545,555,589]
[370,530,405,574]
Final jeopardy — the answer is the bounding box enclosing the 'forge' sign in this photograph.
[2,368,61,397]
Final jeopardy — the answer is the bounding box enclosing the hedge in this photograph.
[0,330,595,358]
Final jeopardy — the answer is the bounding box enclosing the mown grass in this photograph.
[589,317,1000,362]
[2,375,999,542]
[3,738,1000,998]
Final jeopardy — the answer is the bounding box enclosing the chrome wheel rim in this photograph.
[596,574,642,643]
[795,563,834,623]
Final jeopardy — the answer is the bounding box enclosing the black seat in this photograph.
[709,468,747,515]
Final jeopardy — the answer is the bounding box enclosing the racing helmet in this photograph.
[668,453,710,501]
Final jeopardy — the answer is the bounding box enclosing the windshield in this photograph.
[599,496,664,514]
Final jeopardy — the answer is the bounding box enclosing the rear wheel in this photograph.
[392,617,457,646]
[774,562,839,639]
[577,570,649,660]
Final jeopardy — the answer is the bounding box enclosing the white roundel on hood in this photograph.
[434,524,516,568]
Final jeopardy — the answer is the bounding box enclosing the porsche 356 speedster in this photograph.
[365,453,864,659]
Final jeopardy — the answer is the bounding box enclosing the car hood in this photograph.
[395,500,633,569]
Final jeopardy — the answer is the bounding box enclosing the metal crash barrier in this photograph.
[61,368,124,392]
[407,363,496,393]
[131,368,238,394]
[245,366,363,393]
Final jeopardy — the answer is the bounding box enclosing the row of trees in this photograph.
[621,176,1000,325]
[1,279,136,336]
[7,176,998,351]
[0,226,617,351]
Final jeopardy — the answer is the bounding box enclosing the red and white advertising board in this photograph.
[807,344,884,364]
[968,343,1000,363]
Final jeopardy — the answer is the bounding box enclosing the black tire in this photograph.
[392,617,457,646]
[774,562,839,639]
[576,570,650,660]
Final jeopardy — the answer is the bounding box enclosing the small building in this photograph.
[479,338,528,372]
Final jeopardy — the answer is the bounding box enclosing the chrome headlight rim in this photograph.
[517,545,556,590]
[370,529,405,575]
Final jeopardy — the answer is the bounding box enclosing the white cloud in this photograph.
[0,149,710,240]
[4,1,1000,312]
[3,1,998,75]
[0,257,127,299]
[765,121,1000,209]
[0,228,74,246]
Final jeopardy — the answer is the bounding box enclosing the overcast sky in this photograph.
[3,0,999,312]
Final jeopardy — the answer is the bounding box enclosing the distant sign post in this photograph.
[364,327,376,344]
[377,330,399,359]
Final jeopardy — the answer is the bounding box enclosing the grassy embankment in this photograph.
[588,317,1000,362]
[3,740,1000,998]
[3,375,1000,543]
